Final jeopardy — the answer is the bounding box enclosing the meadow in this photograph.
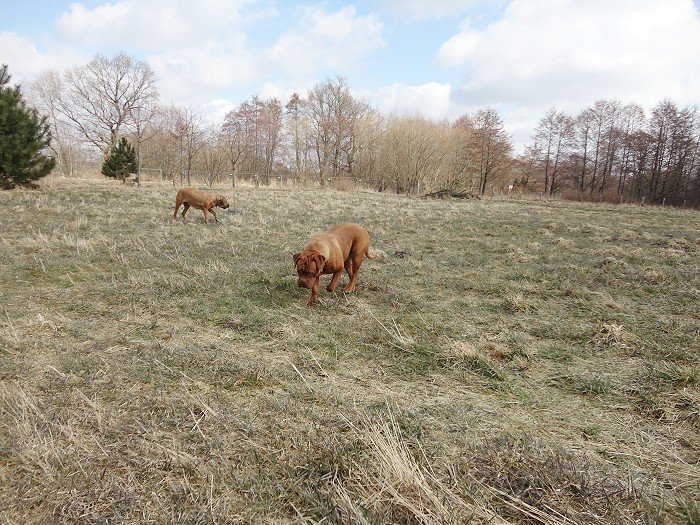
[0,179,698,524]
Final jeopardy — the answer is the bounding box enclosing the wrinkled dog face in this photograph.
[215,195,230,209]
[293,252,326,288]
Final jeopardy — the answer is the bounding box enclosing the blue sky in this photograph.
[1,0,699,149]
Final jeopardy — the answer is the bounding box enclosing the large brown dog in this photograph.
[294,223,374,306]
[173,188,230,223]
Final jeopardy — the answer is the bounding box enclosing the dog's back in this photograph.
[327,223,372,259]
[176,188,209,206]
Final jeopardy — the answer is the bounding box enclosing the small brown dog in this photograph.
[294,223,374,306]
[173,188,230,223]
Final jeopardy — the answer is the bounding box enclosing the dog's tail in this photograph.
[365,248,376,260]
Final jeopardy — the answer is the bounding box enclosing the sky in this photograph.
[1,0,699,150]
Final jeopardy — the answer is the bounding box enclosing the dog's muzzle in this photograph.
[297,279,312,289]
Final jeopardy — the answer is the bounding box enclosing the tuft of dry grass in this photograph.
[0,178,699,523]
[455,433,655,524]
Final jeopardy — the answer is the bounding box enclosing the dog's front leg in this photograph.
[307,278,319,306]
[209,207,218,222]
[327,270,343,292]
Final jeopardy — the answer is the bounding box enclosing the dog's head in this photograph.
[293,251,326,288]
[215,195,230,209]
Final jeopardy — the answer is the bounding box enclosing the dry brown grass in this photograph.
[0,178,699,523]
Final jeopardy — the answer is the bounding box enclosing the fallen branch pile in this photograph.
[422,189,480,199]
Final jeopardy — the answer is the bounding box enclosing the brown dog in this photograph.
[294,223,374,306]
[173,188,230,223]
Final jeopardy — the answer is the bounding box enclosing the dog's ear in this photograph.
[313,253,326,273]
[293,252,302,267]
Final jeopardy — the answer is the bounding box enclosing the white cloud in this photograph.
[438,20,480,67]
[372,82,453,120]
[202,98,237,124]
[55,0,251,51]
[379,0,488,21]
[255,81,309,104]
[439,0,700,109]
[264,5,385,79]
[146,42,260,104]
[0,32,86,85]
[0,32,52,82]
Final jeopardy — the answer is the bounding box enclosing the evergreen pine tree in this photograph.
[102,137,138,183]
[0,64,56,189]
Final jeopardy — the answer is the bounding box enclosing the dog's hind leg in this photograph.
[174,198,182,220]
[181,203,190,221]
[343,254,365,292]
[342,258,356,292]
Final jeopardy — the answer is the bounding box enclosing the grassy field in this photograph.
[0,179,699,524]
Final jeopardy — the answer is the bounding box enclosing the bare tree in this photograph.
[222,96,283,185]
[28,70,65,174]
[573,100,621,197]
[59,52,158,155]
[375,116,451,194]
[29,70,99,178]
[130,100,159,185]
[135,105,181,183]
[201,127,228,187]
[166,105,205,186]
[257,97,283,185]
[305,77,369,184]
[647,102,699,205]
[597,100,622,196]
[456,108,513,195]
[615,104,645,200]
[285,93,306,180]
[221,110,248,187]
[353,110,385,188]
[516,142,544,192]
[533,107,574,195]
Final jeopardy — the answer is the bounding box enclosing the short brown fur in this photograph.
[294,223,374,306]
[173,188,230,223]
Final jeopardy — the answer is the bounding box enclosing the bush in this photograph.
[101,137,137,183]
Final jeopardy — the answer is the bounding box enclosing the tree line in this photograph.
[524,101,700,206]
[15,52,700,206]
